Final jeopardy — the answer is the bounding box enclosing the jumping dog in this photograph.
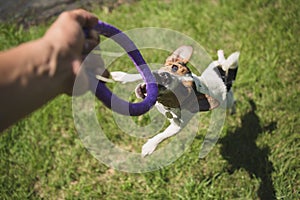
[110,46,240,157]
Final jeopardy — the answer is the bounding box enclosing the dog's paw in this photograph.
[142,139,159,157]
[111,71,128,83]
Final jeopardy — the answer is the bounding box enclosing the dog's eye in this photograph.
[171,65,178,72]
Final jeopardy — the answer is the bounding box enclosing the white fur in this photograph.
[142,114,182,156]
[111,49,239,156]
[111,71,142,83]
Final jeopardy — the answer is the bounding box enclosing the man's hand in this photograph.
[43,9,103,95]
[0,9,107,131]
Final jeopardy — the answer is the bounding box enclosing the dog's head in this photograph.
[136,46,219,112]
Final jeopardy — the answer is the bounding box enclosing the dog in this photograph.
[110,46,240,157]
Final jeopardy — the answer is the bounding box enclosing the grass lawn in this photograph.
[0,0,299,199]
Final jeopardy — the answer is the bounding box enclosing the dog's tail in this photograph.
[216,50,240,91]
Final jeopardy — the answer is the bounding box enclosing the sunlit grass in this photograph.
[0,0,299,199]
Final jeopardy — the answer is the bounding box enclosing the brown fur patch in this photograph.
[162,61,191,76]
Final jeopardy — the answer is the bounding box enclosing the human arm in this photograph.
[0,9,101,131]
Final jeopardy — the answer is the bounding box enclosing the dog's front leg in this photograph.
[111,71,142,84]
[142,120,182,157]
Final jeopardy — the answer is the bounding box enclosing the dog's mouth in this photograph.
[153,71,177,91]
[135,71,178,97]
[136,71,193,108]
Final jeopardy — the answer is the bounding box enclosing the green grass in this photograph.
[1,0,299,199]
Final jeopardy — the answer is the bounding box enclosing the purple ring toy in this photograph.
[87,21,158,116]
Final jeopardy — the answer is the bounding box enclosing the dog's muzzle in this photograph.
[153,71,173,87]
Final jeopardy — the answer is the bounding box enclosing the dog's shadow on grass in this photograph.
[220,100,277,199]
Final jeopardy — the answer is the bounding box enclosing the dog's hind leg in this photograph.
[217,51,239,92]
[216,51,240,113]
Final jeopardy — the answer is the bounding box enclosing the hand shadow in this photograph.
[220,100,277,199]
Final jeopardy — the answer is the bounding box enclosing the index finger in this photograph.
[70,9,99,28]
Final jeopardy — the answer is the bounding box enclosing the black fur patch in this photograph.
[216,65,238,91]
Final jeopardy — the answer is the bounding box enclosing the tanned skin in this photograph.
[0,9,103,131]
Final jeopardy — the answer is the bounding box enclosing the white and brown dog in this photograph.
[110,46,240,157]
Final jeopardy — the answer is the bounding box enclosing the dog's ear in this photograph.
[196,94,219,112]
[204,94,220,110]
[166,46,193,64]
[184,93,219,113]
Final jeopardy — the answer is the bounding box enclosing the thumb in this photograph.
[82,29,99,55]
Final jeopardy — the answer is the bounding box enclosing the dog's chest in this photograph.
[157,94,180,108]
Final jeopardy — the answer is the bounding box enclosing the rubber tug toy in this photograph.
[85,21,158,116]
